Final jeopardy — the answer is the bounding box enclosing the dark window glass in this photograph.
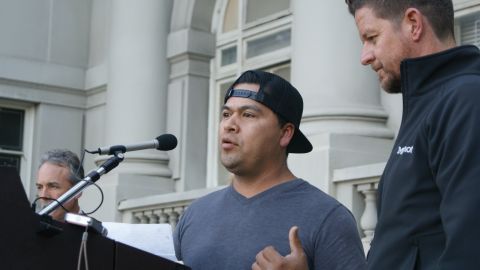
[0,108,24,151]
[246,29,291,59]
[221,46,237,66]
[0,153,21,172]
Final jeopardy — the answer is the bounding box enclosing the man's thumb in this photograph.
[288,226,303,255]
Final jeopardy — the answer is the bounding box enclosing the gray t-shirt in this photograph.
[174,179,366,270]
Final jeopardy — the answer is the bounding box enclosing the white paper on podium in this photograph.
[102,222,177,262]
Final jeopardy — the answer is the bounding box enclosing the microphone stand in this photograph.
[37,152,124,234]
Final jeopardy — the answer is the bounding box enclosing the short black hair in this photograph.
[345,0,454,41]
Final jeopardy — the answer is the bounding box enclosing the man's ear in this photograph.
[403,7,424,42]
[280,123,295,148]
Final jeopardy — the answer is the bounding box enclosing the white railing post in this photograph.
[148,210,159,224]
[357,182,378,254]
[166,208,179,228]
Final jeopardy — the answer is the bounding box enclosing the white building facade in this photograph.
[1,0,479,253]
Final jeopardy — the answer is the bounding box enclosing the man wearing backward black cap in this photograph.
[174,70,366,270]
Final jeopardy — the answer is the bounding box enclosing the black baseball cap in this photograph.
[224,70,313,153]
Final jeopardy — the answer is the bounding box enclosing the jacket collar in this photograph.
[400,45,480,98]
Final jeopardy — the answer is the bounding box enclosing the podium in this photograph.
[0,167,190,270]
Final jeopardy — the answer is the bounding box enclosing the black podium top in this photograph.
[0,167,189,270]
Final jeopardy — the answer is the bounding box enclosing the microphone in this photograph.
[91,134,178,155]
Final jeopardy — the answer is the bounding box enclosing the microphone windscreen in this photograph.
[156,134,178,151]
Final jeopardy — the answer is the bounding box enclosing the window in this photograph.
[216,0,292,75]
[222,0,238,33]
[246,29,291,59]
[245,0,290,24]
[456,12,480,46]
[221,46,237,66]
[0,100,33,193]
[208,0,292,186]
[0,107,24,171]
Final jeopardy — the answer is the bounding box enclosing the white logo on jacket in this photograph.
[397,146,414,155]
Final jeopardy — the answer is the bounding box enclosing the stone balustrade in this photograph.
[130,205,186,228]
[119,163,384,255]
[118,186,225,229]
[333,162,384,254]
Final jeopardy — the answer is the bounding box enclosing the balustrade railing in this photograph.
[333,162,384,254]
[119,163,384,255]
[118,186,225,229]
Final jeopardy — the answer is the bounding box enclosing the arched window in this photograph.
[208,0,292,186]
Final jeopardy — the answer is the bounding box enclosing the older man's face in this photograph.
[36,162,78,221]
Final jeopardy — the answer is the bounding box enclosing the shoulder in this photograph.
[441,74,480,102]
[297,180,356,220]
[291,179,345,211]
[427,76,480,128]
[291,182,365,268]
[175,187,230,232]
[184,186,230,211]
[284,179,356,229]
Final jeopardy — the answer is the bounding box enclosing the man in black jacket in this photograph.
[346,0,480,269]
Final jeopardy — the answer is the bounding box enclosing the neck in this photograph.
[232,163,296,198]
[415,34,456,58]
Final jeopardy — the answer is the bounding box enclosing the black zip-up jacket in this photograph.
[367,45,480,270]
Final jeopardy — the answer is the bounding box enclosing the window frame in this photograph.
[0,99,34,194]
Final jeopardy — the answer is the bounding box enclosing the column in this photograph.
[166,28,215,192]
[106,0,171,144]
[291,0,391,137]
[288,0,394,193]
[93,0,174,221]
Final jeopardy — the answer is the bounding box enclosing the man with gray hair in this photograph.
[36,149,84,221]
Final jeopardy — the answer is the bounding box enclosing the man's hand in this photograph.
[252,226,308,270]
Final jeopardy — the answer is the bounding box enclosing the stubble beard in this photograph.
[381,72,402,94]
[221,152,241,174]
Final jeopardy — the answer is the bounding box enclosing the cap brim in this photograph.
[287,129,312,153]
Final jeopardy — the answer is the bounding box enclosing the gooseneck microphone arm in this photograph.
[38,153,125,216]
[39,134,178,217]
[89,134,178,155]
